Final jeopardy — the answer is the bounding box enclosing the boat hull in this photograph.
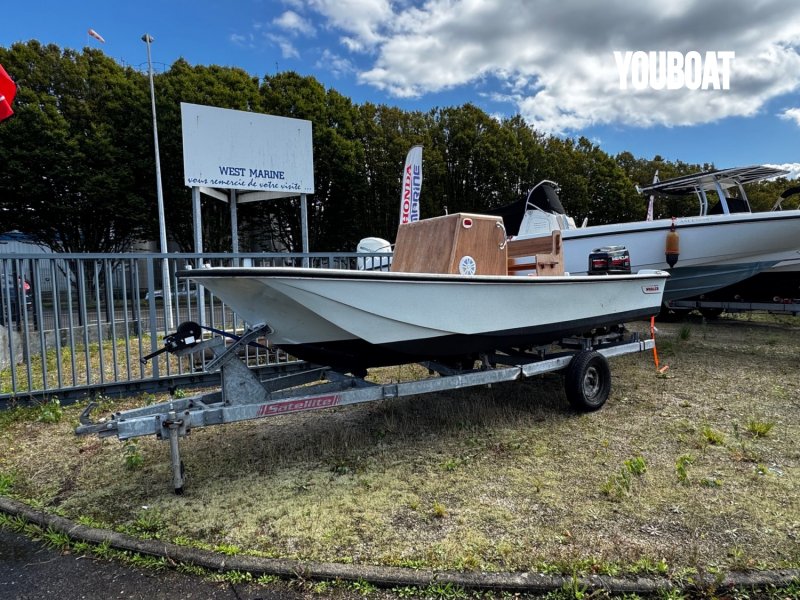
[519,211,800,301]
[184,267,668,371]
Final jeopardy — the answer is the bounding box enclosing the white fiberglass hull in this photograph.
[184,267,668,371]
[520,211,800,301]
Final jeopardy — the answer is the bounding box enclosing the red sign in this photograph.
[0,64,17,123]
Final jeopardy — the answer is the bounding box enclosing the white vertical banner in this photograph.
[646,170,659,221]
[399,145,423,224]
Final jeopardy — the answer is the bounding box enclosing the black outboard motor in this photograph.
[588,246,631,275]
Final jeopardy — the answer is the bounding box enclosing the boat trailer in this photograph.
[76,322,656,494]
[667,298,800,317]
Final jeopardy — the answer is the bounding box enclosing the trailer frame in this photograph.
[76,323,655,493]
[667,299,800,317]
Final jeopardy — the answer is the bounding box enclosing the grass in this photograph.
[0,316,799,580]
[0,333,191,395]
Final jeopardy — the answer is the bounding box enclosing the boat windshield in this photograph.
[486,181,565,236]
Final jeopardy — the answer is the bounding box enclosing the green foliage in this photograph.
[76,515,106,529]
[422,582,467,599]
[629,556,669,575]
[41,526,70,551]
[91,540,113,559]
[675,454,694,484]
[701,425,725,446]
[220,570,253,584]
[0,472,15,495]
[123,440,144,471]
[556,574,590,600]
[601,455,648,498]
[678,326,692,341]
[0,41,153,252]
[0,40,724,254]
[131,510,164,538]
[350,578,377,596]
[0,405,34,429]
[71,540,93,555]
[746,419,774,438]
[213,543,242,556]
[176,562,208,576]
[37,398,63,423]
[127,552,168,570]
[624,455,648,476]
[656,589,687,600]
[432,501,448,518]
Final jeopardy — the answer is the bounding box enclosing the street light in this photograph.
[142,33,173,330]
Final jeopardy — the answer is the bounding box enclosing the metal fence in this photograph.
[0,251,393,406]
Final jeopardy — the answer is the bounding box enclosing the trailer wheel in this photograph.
[564,351,611,412]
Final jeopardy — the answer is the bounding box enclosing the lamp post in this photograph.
[142,33,173,330]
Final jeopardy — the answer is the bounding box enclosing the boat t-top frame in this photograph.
[76,321,656,494]
[636,165,788,216]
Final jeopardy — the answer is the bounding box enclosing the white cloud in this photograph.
[304,0,800,133]
[315,50,355,78]
[780,107,800,126]
[766,162,800,180]
[267,34,300,59]
[273,10,316,36]
[308,0,392,51]
[230,33,249,46]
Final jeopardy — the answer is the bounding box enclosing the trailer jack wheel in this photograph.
[564,350,611,412]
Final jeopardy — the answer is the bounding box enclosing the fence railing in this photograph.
[0,251,393,405]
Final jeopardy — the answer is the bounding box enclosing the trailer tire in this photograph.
[564,350,611,412]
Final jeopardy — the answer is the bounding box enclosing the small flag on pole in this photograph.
[0,64,17,123]
[88,28,106,43]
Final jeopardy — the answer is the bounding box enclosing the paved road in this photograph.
[0,529,298,600]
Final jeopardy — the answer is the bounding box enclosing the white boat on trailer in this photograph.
[505,166,800,302]
[182,265,668,374]
[76,212,669,493]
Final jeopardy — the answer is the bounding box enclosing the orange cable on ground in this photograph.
[650,316,669,373]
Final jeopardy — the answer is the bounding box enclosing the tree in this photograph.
[255,72,367,251]
[151,59,263,251]
[429,104,534,216]
[615,152,713,219]
[0,40,726,255]
[355,103,432,241]
[0,41,152,252]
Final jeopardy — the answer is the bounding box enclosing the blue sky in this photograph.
[3,0,800,176]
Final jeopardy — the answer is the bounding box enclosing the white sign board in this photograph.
[181,103,314,197]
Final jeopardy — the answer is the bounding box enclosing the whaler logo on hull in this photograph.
[642,284,662,294]
[257,394,341,416]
